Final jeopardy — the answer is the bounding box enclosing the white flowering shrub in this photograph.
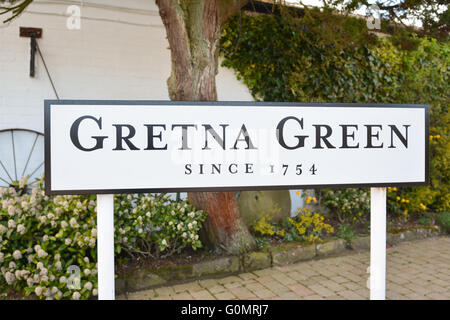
[114,193,206,258]
[322,188,370,223]
[0,178,206,300]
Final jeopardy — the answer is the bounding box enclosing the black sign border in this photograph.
[44,100,429,195]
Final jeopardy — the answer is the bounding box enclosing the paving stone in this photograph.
[173,282,201,293]
[238,272,258,281]
[254,275,275,284]
[253,269,274,277]
[321,280,346,292]
[229,287,257,299]
[273,265,291,273]
[191,289,216,300]
[152,295,173,300]
[340,271,365,283]
[427,284,448,293]
[388,275,411,285]
[354,288,370,299]
[127,289,156,300]
[425,292,448,300]
[387,294,409,300]
[285,271,308,282]
[277,291,299,300]
[287,284,314,297]
[245,282,266,292]
[337,290,365,300]
[405,292,428,300]
[332,276,350,284]
[172,291,194,300]
[271,273,297,286]
[207,285,227,294]
[155,286,175,296]
[301,275,329,286]
[253,288,277,299]
[241,279,258,286]
[214,291,237,300]
[126,237,450,301]
[303,294,324,300]
[317,268,340,278]
[328,295,346,300]
[387,283,414,295]
[224,282,242,289]
[308,284,336,297]
[261,280,291,295]
[198,279,218,288]
[218,276,242,285]
[406,283,433,295]
[185,283,203,293]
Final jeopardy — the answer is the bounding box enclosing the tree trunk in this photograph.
[156,0,255,254]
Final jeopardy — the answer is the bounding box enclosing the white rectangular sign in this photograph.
[45,101,428,195]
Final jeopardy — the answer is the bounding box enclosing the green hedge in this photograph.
[221,12,449,218]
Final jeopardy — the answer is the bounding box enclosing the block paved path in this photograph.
[121,236,450,300]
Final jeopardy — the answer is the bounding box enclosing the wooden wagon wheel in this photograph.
[0,129,44,191]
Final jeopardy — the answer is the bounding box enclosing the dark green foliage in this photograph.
[418,215,433,226]
[221,10,378,102]
[436,211,450,234]
[336,224,358,244]
[221,12,449,216]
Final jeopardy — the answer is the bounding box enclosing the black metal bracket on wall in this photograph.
[20,27,42,77]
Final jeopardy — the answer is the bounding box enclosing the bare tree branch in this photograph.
[0,0,33,23]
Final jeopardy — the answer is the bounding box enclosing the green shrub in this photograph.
[252,208,334,243]
[417,215,433,226]
[0,178,206,300]
[336,224,357,242]
[114,193,206,258]
[322,189,370,223]
[436,211,450,234]
[221,13,449,217]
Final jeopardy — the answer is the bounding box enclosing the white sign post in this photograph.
[370,187,387,300]
[96,194,115,300]
[44,100,428,300]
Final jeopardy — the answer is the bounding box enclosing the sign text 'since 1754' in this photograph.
[44,101,429,195]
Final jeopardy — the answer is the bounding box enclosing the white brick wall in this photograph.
[0,1,304,212]
[0,0,253,133]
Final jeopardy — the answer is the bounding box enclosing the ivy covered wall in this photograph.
[220,10,449,216]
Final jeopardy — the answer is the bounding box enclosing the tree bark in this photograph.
[156,0,255,254]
